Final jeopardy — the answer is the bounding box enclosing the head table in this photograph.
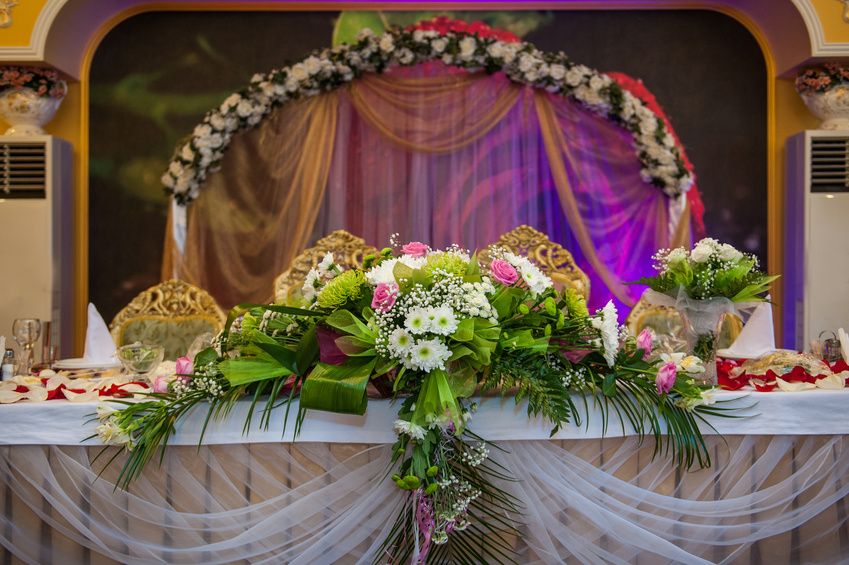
[0,391,848,564]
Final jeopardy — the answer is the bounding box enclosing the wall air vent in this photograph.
[810,137,849,192]
[0,141,47,198]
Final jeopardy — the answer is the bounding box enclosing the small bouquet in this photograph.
[635,238,778,382]
[97,238,736,564]
[0,66,66,98]
[795,63,849,95]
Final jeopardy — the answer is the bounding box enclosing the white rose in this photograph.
[160,172,175,188]
[168,161,183,176]
[379,35,395,52]
[589,75,604,91]
[501,44,518,64]
[285,76,299,92]
[180,144,194,161]
[236,100,253,118]
[193,124,212,138]
[487,43,504,59]
[194,135,210,149]
[431,38,447,54]
[459,37,477,59]
[223,93,241,109]
[518,54,535,73]
[208,133,223,148]
[666,247,688,265]
[718,243,743,262]
[690,244,713,263]
[397,48,414,65]
[413,30,424,42]
[209,113,227,130]
[550,64,566,80]
[290,64,309,81]
[442,54,453,65]
[524,69,539,82]
[641,117,658,134]
[247,114,261,126]
[565,68,583,87]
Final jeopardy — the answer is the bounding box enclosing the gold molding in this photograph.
[0,0,18,29]
[73,2,781,351]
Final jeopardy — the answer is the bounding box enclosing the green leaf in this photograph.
[411,369,463,431]
[602,372,617,397]
[193,347,218,367]
[324,309,375,343]
[254,341,299,374]
[220,356,292,387]
[300,358,377,415]
[446,365,478,398]
[295,325,318,375]
[452,317,475,342]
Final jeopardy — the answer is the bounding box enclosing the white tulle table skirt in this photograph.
[2,395,849,563]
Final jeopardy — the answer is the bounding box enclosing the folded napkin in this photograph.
[839,328,849,363]
[717,301,776,359]
[83,303,117,364]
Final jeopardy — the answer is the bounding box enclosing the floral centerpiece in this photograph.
[98,239,733,563]
[635,238,778,384]
[0,65,67,135]
[795,63,849,130]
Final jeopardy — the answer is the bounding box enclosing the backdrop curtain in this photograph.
[166,62,690,312]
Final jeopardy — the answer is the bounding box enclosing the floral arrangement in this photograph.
[97,238,731,563]
[635,238,778,380]
[795,63,849,95]
[639,238,777,303]
[0,66,66,98]
[162,17,692,204]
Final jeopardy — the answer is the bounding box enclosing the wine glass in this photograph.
[12,318,41,376]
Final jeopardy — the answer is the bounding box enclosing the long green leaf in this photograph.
[300,358,376,415]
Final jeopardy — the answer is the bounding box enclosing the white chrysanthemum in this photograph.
[429,306,459,336]
[388,328,413,354]
[318,251,334,273]
[302,268,320,301]
[405,307,431,335]
[393,419,426,440]
[591,301,620,367]
[407,339,451,372]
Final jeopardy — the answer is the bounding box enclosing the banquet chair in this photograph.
[480,225,590,300]
[109,279,226,360]
[273,229,379,303]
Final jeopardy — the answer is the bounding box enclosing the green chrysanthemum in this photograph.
[563,287,589,319]
[422,252,468,279]
[317,269,366,309]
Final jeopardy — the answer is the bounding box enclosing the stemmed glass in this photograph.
[12,318,41,376]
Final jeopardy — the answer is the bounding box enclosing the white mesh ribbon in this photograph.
[644,288,758,337]
[1,436,848,564]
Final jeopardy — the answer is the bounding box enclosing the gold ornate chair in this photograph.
[109,279,226,360]
[273,230,379,303]
[479,225,590,300]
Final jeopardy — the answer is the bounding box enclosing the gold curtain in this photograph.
[163,94,338,307]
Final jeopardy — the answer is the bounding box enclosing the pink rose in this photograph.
[175,355,193,375]
[636,328,653,360]
[371,282,398,313]
[489,259,518,285]
[401,241,429,257]
[656,362,677,395]
[152,376,170,393]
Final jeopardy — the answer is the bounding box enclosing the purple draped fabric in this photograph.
[309,63,668,313]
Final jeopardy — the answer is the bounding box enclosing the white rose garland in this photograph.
[163,27,693,205]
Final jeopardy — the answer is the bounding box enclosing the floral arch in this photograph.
[162,18,701,313]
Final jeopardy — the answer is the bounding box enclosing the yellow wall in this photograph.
[0,0,47,46]
[811,0,849,43]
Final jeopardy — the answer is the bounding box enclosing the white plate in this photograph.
[53,358,121,370]
[716,348,795,359]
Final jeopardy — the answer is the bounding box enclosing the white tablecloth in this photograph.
[0,389,845,445]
